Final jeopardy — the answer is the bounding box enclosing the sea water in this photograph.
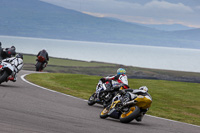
[0,35,200,73]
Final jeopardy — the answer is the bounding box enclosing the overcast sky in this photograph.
[41,0,200,28]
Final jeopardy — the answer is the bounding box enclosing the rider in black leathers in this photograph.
[0,42,16,60]
[37,49,49,66]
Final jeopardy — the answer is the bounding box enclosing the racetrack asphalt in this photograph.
[0,70,199,133]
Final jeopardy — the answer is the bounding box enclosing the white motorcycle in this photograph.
[0,61,15,84]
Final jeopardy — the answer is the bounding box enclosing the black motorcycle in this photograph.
[88,80,128,107]
[35,56,47,71]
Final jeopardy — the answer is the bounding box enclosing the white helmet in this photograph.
[42,48,46,51]
[139,86,148,92]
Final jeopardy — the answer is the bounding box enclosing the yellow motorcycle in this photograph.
[100,89,152,123]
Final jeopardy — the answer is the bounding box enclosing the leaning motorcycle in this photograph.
[100,92,152,123]
[35,56,46,71]
[0,61,15,84]
[88,80,127,107]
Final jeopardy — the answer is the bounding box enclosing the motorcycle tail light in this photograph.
[38,56,45,62]
[0,65,3,69]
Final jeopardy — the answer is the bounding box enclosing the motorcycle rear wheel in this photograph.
[119,106,140,123]
[36,62,42,71]
[0,71,9,84]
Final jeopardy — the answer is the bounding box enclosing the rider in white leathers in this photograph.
[95,68,129,101]
[1,53,23,82]
[100,68,129,90]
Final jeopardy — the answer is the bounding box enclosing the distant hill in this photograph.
[140,24,195,31]
[107,18,195,31]
[171,28,200,41]
[0,0,200,49]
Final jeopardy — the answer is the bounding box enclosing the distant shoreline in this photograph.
[1,35,200,51]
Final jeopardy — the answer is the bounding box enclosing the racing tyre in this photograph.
[100,107,109,119]
[119,106,140,123]
[0,71,9,84]
[36,62,42,71]
[88,93,96,106]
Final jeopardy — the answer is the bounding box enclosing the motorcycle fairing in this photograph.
[0,62,14,75]
[135,95,152,109]
[96,80,106,93]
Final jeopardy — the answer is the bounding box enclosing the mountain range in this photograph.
[0,0,200,49]
[138,24,195,31]
[106,17,195,31]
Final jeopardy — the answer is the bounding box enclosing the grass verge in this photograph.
[23,54,200,83]
[26,73,200,126]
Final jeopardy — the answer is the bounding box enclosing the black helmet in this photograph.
[11,46,16,50]
[16,53,23,59]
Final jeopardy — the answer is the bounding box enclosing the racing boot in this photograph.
[136,110,147,122]
[43,62,47,68]
[8,75,16,82]
[135,113,144,122]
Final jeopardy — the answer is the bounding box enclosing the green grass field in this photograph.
[23,54,116,67]
[23,54,123,75]
[23,54,200,82]
[26,73,200,126]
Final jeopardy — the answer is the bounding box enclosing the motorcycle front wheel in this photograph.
[119,106,140,123]
[100,106,110,119]
[88,93,96,106]
[0,71,9,84]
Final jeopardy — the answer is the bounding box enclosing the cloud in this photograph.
[94,0,194,17]
[41,0,199,27]
[41,0,194,14]
[82,12,105,18]
[195,6,200,10]
[143,0,194,13]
